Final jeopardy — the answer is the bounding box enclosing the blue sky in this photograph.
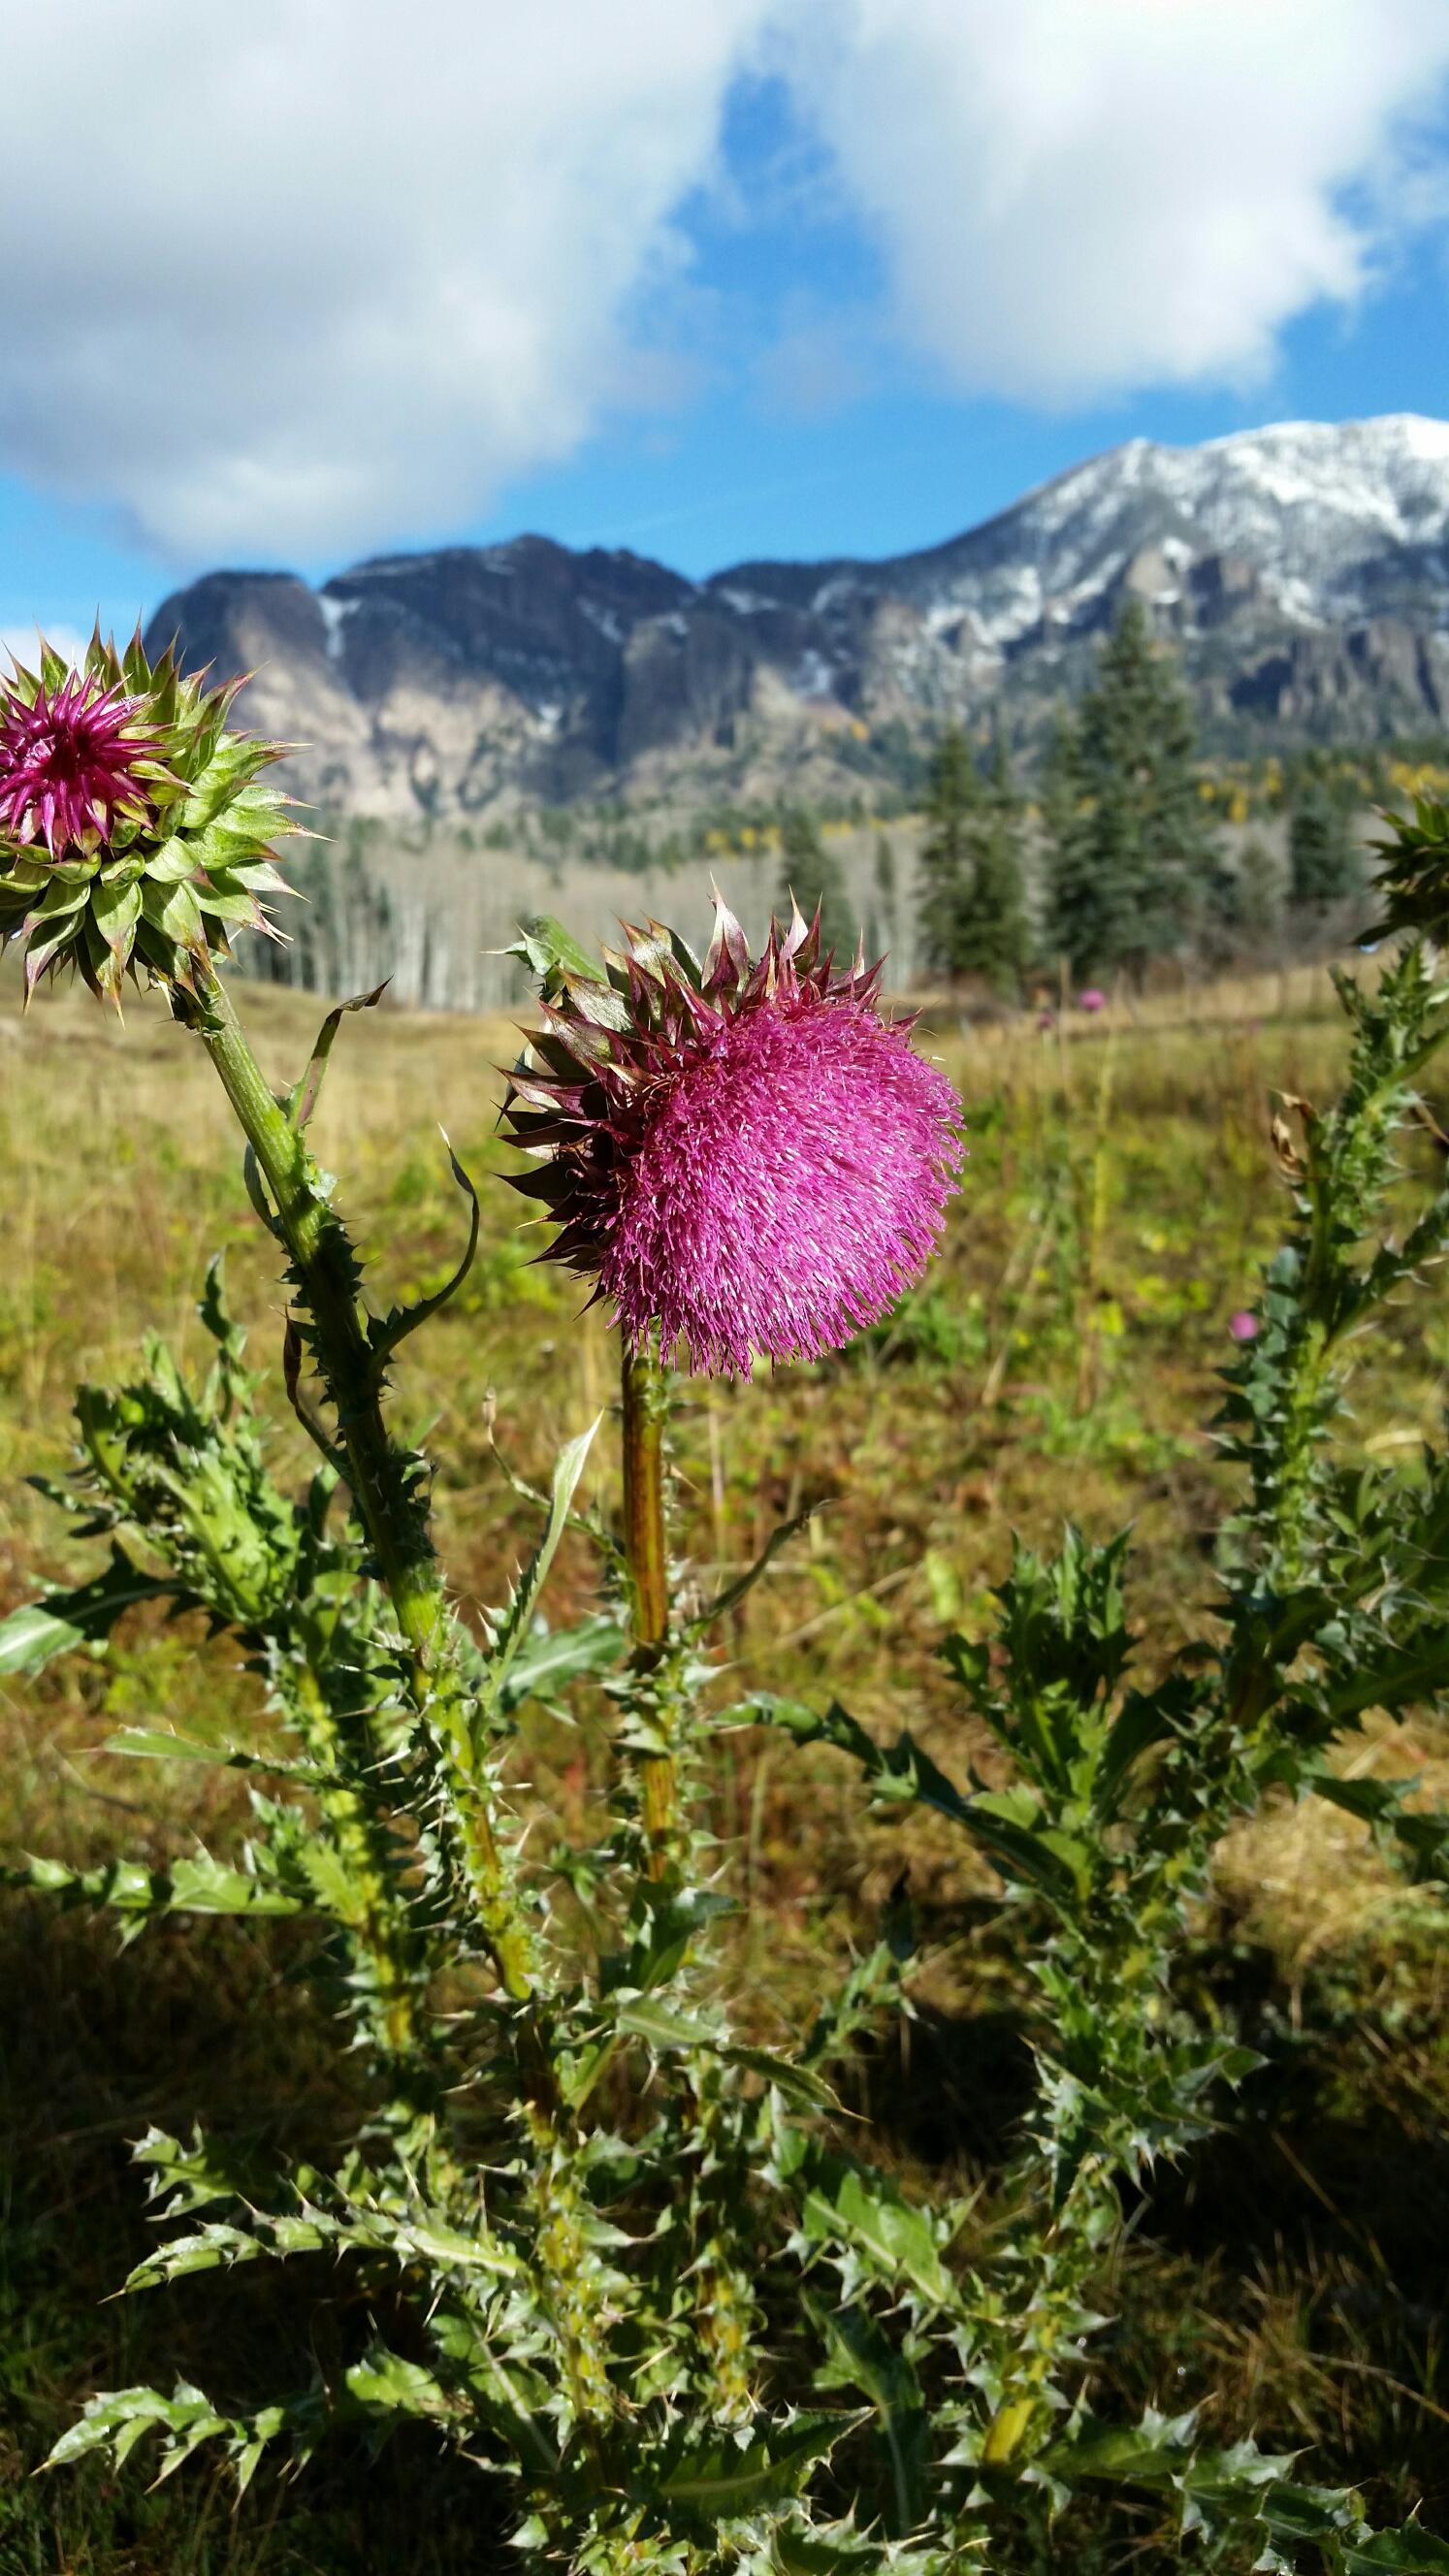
[4,5,1449,652]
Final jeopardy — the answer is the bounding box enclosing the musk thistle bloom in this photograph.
[0,630,298,1003]
[502,901,963,1375]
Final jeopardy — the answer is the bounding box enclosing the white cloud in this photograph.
[0,623,94,676]
[3,2,1449,568]
[780,0,1449,402]
[0,0,776,564]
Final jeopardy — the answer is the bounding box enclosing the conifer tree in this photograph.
[917,725,981,977]
[871,828,899,955]
[918,724,1029,993]
[984,721,1015,811]
[958,812,1030,996]
[1288,770,1359,910]
[1045,599,1216,981]
[774,804,857,959]
[864,830,897,969]
[961,726,1029,994]
[1235,831,1288,950]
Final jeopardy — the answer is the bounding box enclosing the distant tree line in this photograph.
[240,607,1375,1014]
[909,597,1368,995]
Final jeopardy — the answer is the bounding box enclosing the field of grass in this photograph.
[0,958,1446,2571]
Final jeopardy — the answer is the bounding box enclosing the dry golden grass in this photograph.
[1,950,1446,2566]
[0,949,1430,1947]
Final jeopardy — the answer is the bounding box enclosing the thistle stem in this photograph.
[620,1335,676,1873]
[185,964,535,2004]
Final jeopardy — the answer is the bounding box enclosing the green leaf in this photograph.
[1323,1636,1449,1724]
[123,2224,286,2293]
[1093,1686,1185,1818]
[7,1852,307,1920]
[343,2349,450,2421]
[104,1725,324,1783]
[1253,2484,1363,2545]
[504,914,606,989]
[142,873,205,949]
[476,1418,600,1724]
[0,1553,178,1675]
[1038,2408,1204,2486]
[48,2376,331,2488]
[90,874,142,957]
[1341,2529,1449,2572]
[144,837,209,884]
[655,2414,859,2519]
[103,1730,237,1772]
[721,2046,839,2113]
[801,2161,956,2309]
[366,1136,480,1369]
[0,1598,88,1675]
[1310,1770,1449,1884]
[48,2387,191,2469]
[770,2529,882,2576]
[812,2302,928,2538]
[615,1883,736,1993]
[689,1507,817,1636]
[497,1611,625,1713]
[612,1998,836,2109]
[956,1789,1088,1900]
[745,1692,1080,1899]
[198,880,267,928]
[616,1996,718,2052]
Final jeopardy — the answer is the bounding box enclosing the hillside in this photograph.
[145,414,1449,820]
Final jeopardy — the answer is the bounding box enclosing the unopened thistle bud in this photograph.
[502,900,963,1376]
[0,631,299,1003]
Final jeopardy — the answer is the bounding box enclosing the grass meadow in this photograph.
[0,960,1446,2570]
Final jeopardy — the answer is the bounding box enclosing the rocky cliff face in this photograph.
[145,415,1449,818]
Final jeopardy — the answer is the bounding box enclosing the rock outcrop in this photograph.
[145,415,1449,817]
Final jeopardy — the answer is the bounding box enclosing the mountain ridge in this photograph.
[145,413,1449,817]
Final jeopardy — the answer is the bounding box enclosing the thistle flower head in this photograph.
[501,900,963,1376]
[0,628,301,1005]
[0,670,167,857]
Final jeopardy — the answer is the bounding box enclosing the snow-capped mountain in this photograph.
[873,413,1449,639]
[146,416,1449,817]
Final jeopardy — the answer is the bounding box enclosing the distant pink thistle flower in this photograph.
[502,902,964,1375]
[1228,1308,1259,1343]
[1077,986,1107,1014]
[0,669,164,858]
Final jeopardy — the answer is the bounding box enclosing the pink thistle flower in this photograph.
[502,901,963,1376]
[0,669,166,858]
[1077,986,1107,1014]
[1228,1308,1259,1343]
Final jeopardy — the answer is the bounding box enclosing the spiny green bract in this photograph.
[0,627,300,1002]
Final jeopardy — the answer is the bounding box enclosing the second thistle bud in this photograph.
[0,629,300,1004]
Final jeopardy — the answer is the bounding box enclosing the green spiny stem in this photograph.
[620,1335,676,1874]
[293,1659,425,2077]
[185,965,535,2004]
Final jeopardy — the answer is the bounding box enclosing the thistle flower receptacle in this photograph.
[0,630,300,1003]
[502,902,964,1376]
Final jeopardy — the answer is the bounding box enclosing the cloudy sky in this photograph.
[5,0,1449,652]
